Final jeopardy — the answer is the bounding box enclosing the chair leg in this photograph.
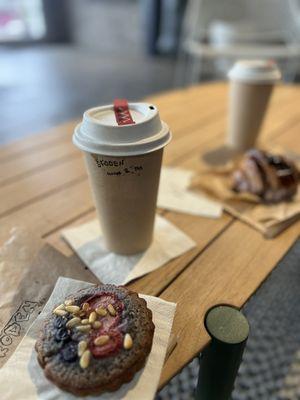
[186,56,202,85]
[284,58,300,82]
[191,57,202,84]
[174,50,189,87]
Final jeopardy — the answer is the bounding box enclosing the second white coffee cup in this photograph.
[227,60,281,151]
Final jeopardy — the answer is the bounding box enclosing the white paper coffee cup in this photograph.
[227,60,281,151]
[228,59,281,84]
[73,101,171,254]
[73,102,171,156]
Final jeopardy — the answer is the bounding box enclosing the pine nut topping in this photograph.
[82,303,90,312]
[76,325,91,332]
[96,307,107,317]
[107,304,116,316]
[64,299,74,306]
[65,305,80,314]
[78,340,87,357]
[66,317,81,328]
[123,333,133,350]
[80,350,91,369]
[94,335,110,346]
[81,319,89,325]
[53,309,67,316]
[93,321,102,329]
[54,304,65,311]
[89,311,97,323]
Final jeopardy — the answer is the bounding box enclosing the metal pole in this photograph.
[195,304,249,400]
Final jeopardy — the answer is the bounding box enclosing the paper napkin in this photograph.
[62,214,196,285]
[158,166,222,218]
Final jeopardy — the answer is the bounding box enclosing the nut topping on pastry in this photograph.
[35,285,155,397]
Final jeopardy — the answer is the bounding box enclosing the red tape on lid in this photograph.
[113,99,135,126]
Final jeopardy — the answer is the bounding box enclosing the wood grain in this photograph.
[0,87,297,219]
[0,141,80,187]
[0,121,78,163]
[159,218,300,387]
[0,83,299,389]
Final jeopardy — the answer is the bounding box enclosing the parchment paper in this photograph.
[158,166,222,218]
[62,214,196,284]
[191,146,300,238]
[0,277,176,400]
[0,227,98,368]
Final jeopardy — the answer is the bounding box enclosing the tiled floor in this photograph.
[157,240,300,400]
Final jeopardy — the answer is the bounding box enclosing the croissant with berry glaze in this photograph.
[232,149,299,203]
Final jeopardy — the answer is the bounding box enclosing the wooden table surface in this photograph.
[1,82,300,389]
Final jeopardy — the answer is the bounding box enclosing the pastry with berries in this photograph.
[35,284,154,396]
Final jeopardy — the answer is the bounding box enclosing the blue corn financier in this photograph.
[35,284,155,396]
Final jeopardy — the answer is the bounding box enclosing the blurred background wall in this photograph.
[0,0,300,144]
[0,0,177,144]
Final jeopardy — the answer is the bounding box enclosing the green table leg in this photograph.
[195,305,250,400]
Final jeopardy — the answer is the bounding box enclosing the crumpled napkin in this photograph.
[0,277,176,400]
[62,214,196,284]
[158,166,222,218]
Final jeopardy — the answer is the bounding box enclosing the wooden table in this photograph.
[1,83,300,389]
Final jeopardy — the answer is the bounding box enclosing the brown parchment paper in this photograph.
[0,227,98,368]
[191,147,300,238]
[0,277,176,400]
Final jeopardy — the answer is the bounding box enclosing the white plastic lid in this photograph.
[73,102,171,156]
[228,60,281,83]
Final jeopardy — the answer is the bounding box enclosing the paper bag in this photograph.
[0,227,98,367]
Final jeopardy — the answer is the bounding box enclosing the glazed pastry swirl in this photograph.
[232,149,299,203]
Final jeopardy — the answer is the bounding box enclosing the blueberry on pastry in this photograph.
[35,285,154,396]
